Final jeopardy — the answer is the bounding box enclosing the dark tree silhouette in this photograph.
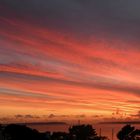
[0,123,110,140]
[69,124,97,140]
[3,124,44,140]
[129,129,140,140]
[0,124,2,131]
[51,132,68,140]
[117,124,140,140]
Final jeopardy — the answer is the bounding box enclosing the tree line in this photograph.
[0,124,140,140]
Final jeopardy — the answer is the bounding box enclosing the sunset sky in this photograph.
[0,0,140,123]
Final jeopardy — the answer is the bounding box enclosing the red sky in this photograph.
[0,0,140,123]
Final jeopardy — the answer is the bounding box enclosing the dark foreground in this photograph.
[0,124,140,140]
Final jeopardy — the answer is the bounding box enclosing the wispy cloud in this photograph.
[0,0,140,121]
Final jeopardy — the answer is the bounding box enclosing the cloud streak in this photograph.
[0,0,140,122]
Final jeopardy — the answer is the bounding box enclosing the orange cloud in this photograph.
[0,14,140,123]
